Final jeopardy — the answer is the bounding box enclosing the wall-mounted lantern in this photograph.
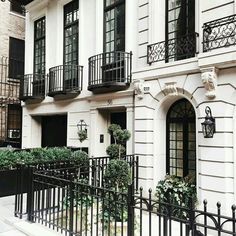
[201,106,215,138]
[77,120,88,143]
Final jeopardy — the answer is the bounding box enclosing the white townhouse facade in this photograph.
[21,0,236,211]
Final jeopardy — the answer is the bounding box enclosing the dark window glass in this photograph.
[104,0,125,53]
[166,0,195,61]
[7,104,22,141]
[10,2,25,15]
[64,0,79,65]
[34,17,46,75]
[9,37,25,79]
[166,99,196,179]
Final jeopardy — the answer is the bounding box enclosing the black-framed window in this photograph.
[166,99,196,179]
[34,17,46,75]
[104,0,125,53]
[10,1,25,16]
[7,104,22,141]
[166,0,195,39]
[64,0,79,66]
[9,37,25,79]
[166,0,195,61]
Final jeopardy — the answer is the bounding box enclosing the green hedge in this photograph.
[0,147,89,171]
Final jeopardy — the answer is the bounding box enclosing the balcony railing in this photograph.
[203,14,236,52]
[88,51,132,93]
[147,33,199,65]
[48,64,83,97]
[19,74,45,101]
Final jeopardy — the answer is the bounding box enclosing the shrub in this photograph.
[14,151,34,165]
[104,159,130,191]
[156,175,197,209]
[106,144,126,160]
[44,147,72,161]
[106,124,131,159]
[71,150,89,167]
[0,150,17,170]
[103,159,130,223]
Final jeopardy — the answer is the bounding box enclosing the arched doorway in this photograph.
[166,98,196,179]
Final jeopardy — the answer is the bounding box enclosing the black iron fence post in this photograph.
[27,166,34,222]
[127,184,134,236]
[69,177,75,236]
[188,197,196,236]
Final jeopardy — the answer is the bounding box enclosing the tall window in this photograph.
[104,0,125,53]
[166,99,196,179]
[166,0,195,60]
[9,37,25,79]
[63,1,79,88]
[34,17,46,75]
[64,0,79,66]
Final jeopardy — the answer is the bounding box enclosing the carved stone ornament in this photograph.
[164,82,178,96]
[133,79,144,99]
[201,67,218,99]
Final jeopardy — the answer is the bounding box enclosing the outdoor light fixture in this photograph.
[201,106,215,138]
[77,120,87,132]
[77,120,88,143]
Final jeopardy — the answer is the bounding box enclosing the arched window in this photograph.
[166,99,196,179]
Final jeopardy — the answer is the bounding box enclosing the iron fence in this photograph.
[15,155,139,220]
[133,188,236,236]
[88,51,132,88]
[203,14,236,52]
[48,65,83,96]
[19,74,45,100]
[147,33,199,65]
[23,168,236,236]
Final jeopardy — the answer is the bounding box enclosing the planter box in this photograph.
[0,168,29,197]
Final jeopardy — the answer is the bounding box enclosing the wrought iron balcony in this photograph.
[88,51,132,94]
[147,33,199,65]
[19,74,45,101]
[47,65,83,97]
[203,14,236,52]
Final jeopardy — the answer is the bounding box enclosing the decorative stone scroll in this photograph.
[201,67,218,99]
[133,79,145,99]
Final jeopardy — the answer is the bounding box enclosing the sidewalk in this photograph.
[0,196,60,236]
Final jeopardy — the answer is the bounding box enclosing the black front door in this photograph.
[110,112,126,144]
[42,115,67,147]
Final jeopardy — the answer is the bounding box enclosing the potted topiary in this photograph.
[101,124,131,234]
[106,124,131,160]
[102,159,130,234]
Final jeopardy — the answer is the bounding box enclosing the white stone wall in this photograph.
[22,0,236,211]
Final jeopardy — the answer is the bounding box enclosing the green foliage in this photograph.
[78,130,87,143]
[71,151,89,167]
[156,175,197,209]
[106,144,126,160]
[0,150,17,170]
[102,192,128,224]
[108,124,121,138]
[0,148,89,171]
[106,124,131,160]
[14,151,34,164]
[102,159,130,224]
[113,129,131,145]
[104,159,130,191]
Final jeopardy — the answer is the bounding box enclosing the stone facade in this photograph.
[22,0,236,212]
